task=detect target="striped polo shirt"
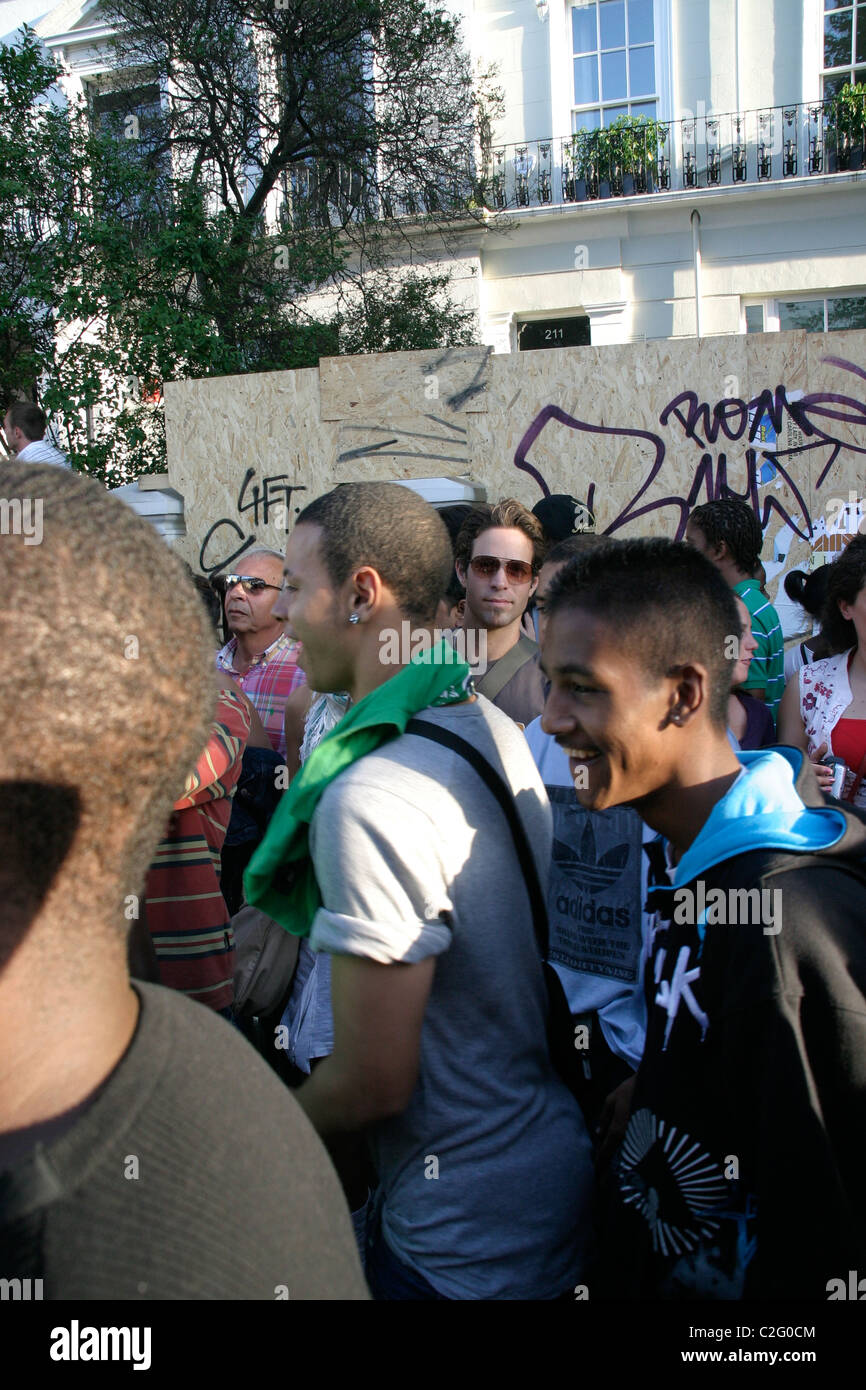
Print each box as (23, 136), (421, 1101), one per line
(144, 690), (251, 1011)
(734, 579), (785, 727)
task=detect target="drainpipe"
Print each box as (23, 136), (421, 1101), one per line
(734, 0), (741, 114)
(691, 208), (703, 340)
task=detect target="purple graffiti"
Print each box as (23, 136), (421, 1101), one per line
(513, 356), (866, 541)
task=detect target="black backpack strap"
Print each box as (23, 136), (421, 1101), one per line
(406, 718), (549, 959)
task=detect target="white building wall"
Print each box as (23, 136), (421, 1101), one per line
(23, 0), (866, 370)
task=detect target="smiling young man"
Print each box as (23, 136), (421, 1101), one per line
(454, 499), (547, 726)
(541, 537), (866, 1300)
(245, 481), (593, 1301)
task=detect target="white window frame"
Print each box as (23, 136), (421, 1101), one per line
(819, 0), (866, 98)
(741, 291), (866, 334)
(549, 0), (672, 138)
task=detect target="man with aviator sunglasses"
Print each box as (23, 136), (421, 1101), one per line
(454, 499), (548, 726)
(214, 548), (305, 757)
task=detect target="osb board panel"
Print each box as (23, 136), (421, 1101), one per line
(165, 367), (337, 575)
(165, 331), (866, 640)
(319, 346), (492, 420)
(335, 416), (471, 476)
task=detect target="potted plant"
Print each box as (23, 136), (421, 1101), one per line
(571, 114), (665, 199)
(826, 82), (866, 172)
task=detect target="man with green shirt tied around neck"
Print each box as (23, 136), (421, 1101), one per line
(685, 498), (785, 727)
(246, 481), (594, 1302)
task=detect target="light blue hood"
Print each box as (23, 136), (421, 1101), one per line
(674, 747), (850, 887)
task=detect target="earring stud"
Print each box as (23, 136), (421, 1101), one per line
(349, 612), (361, 625)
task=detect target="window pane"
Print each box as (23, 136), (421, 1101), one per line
(601, 48), (627, 98)
(826, 1), (850, 9)
(628, 0), (654, 43)
(858, 9), (866, 61)
(823, 71), (851, 97)
(629, 45), (655, 95)
(574, 54), (600, 103)
(828, 295), (866, 329)
(825, 9), (853, 67)
(572, 3), (598, 54)
(600, 0), (625, 49)
(856, 64), (866, 82)
(778, 300), (826, 333)
(574, 107), (602, 131)
(745, 304), (765, 333)
(603, 104), (628, 124)
(632, 100), (657, 119)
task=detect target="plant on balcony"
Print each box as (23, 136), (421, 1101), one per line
(826, 82), (866, 171)
(572, 115), (667, 198)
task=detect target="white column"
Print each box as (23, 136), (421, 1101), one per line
(481, 310), (515, 354)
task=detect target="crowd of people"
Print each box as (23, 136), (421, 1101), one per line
(1, 455), (865, 1303)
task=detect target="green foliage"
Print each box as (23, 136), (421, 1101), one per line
(572, 114), (668, 185)
(336, 268), (477, 356)
(826, 82), (866, 144)
(2, 4), (493, 484)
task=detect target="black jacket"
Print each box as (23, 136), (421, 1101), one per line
(596, 747), (866, 1299)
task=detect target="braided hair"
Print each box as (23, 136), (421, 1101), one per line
(688, 499), (764, 574)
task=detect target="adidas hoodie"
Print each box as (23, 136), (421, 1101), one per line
(596, 747), (866, 1300)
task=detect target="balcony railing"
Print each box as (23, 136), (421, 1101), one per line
(481, 98), (866, 211)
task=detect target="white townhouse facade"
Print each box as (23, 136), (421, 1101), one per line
(428, 0), (866, 353)
(6, 0), (866, 359)
(432, 0), (866, 354)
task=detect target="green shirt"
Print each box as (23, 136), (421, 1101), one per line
(734, 579), (785, 727)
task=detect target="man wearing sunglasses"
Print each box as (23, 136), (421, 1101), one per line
(214, 548), (305, 757)
(454, 499), (548, 727)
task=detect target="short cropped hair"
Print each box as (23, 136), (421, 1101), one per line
(689, 499), (763, 574)
(454, 498), (545, 574)
(295, 482), (453, 624)
(0, 464), (216, 962)
(544, 538), (741, 727)
(821, 535), (866, 654)
(544, 533), (610, 567)
(5, 401), (46, 442)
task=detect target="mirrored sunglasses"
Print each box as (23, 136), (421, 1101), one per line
(211, 573), (282, 595)
(469, 555), (534, 584)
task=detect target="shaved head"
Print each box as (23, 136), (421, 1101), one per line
(0, 463), (216, 969)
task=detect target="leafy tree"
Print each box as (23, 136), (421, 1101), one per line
(2, 5), (498, 483)
(336, 267), (478, 356)
(0, 34), (81, 406)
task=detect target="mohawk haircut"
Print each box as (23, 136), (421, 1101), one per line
(454, 498), (546, 575)
(0, 463), (216, 963)
(688, 498), (764, 574)
(544, 537), (741, 727)
(295, 482), (453, 624)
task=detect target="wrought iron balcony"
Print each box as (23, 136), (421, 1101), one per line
(481, 97), (866, 212)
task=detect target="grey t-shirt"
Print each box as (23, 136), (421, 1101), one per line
(309, 696), (595, 1299)
(0, 982), (368, 1300)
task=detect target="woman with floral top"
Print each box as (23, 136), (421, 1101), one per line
(778, 536), (866, 807)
